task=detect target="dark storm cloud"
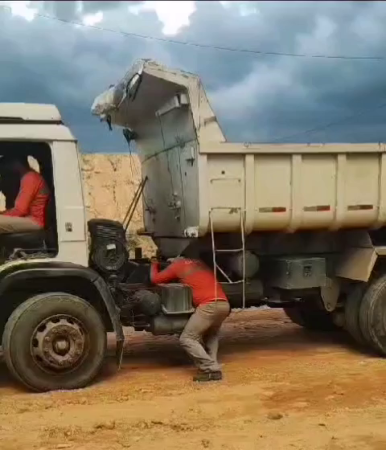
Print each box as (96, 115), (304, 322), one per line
(0, 1), (162, 151)
(1, 1), (386, 151)
(38, 1), (142, 21)
(81, 1), (129, 15)
(194, 1), (386, 142)
(38, 0), (79, 20)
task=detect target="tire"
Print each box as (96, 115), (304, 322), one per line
(284, 299), (336, 331)
(344, 284), (367, 346)
(359, 274), (386, 356)
(2, 292), (107, 392)
(283, 307), (306, 327)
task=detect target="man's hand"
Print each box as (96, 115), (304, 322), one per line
(150, 256), (158, 264)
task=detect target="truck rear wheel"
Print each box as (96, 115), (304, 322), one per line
(344, 284), (367, 346)
(359, 275), (386, 356)
(283, 299), (336, 331)
(2, 292), (107, 392)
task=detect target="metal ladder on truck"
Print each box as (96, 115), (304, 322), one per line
(209, 208), (246, 309)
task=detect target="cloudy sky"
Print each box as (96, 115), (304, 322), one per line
(1, 1), (386, 152)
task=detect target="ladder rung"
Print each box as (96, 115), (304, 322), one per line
(210, 209), (246, 309)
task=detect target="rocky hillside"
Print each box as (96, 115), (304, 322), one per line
(81, 153), (156, 256)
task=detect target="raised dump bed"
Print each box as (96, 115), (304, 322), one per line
(92, 59), (386, 238)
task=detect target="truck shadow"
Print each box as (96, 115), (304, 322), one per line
(0, 365), (19, 390)
(0, 310), (376, 391)
(109, 310), (375, 370)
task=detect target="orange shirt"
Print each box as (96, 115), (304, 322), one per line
(151, 258), (228, 307)
(4, 170), (49, 228)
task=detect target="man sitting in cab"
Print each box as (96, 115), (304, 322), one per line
(0, 155), (50, 234)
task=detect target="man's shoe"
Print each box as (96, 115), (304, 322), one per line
(193, 371), (223, 382)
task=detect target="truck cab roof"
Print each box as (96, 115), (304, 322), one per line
(0, 103), (63, 124)
(0, 103), (76, 142)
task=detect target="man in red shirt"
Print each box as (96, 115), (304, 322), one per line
(0, 155), (50, 234)
(151, 256), (230, 382)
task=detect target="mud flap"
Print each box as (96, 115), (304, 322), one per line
(335, 247), (377, 282)
(93, 277), (125, 369)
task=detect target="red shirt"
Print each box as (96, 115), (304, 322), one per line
(4, 170), (49, 228)
(151, 258), (228, 307)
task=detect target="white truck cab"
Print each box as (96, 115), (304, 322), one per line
(0, 103), (125, 393)
(0, 103), (88, 267)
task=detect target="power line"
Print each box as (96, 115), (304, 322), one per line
(1, 5), (386, 61)
(2, 4), (386, 142)
(268, 99), (386, 143)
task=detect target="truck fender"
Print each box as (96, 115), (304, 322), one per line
(0, 262), (124, 368)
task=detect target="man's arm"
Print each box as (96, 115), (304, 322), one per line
(4, 173), (37, 217)
(150, 260), (183, 284)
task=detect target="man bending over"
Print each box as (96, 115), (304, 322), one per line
(151, 255), (230, 382)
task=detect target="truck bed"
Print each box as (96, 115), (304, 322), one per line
(91, 60), (386, 237)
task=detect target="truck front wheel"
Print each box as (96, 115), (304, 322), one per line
(2, 292), (107, 392)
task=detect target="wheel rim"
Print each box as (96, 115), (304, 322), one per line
(31, 315), (90, 374)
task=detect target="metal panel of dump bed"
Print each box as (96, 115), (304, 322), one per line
(91, 59), (386, 238)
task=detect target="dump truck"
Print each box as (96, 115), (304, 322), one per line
(0, 60), (386, 392)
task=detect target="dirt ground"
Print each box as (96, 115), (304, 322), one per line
(1, 309), (386, 450)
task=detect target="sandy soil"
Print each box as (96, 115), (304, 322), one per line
(1, 309), (386, 450)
